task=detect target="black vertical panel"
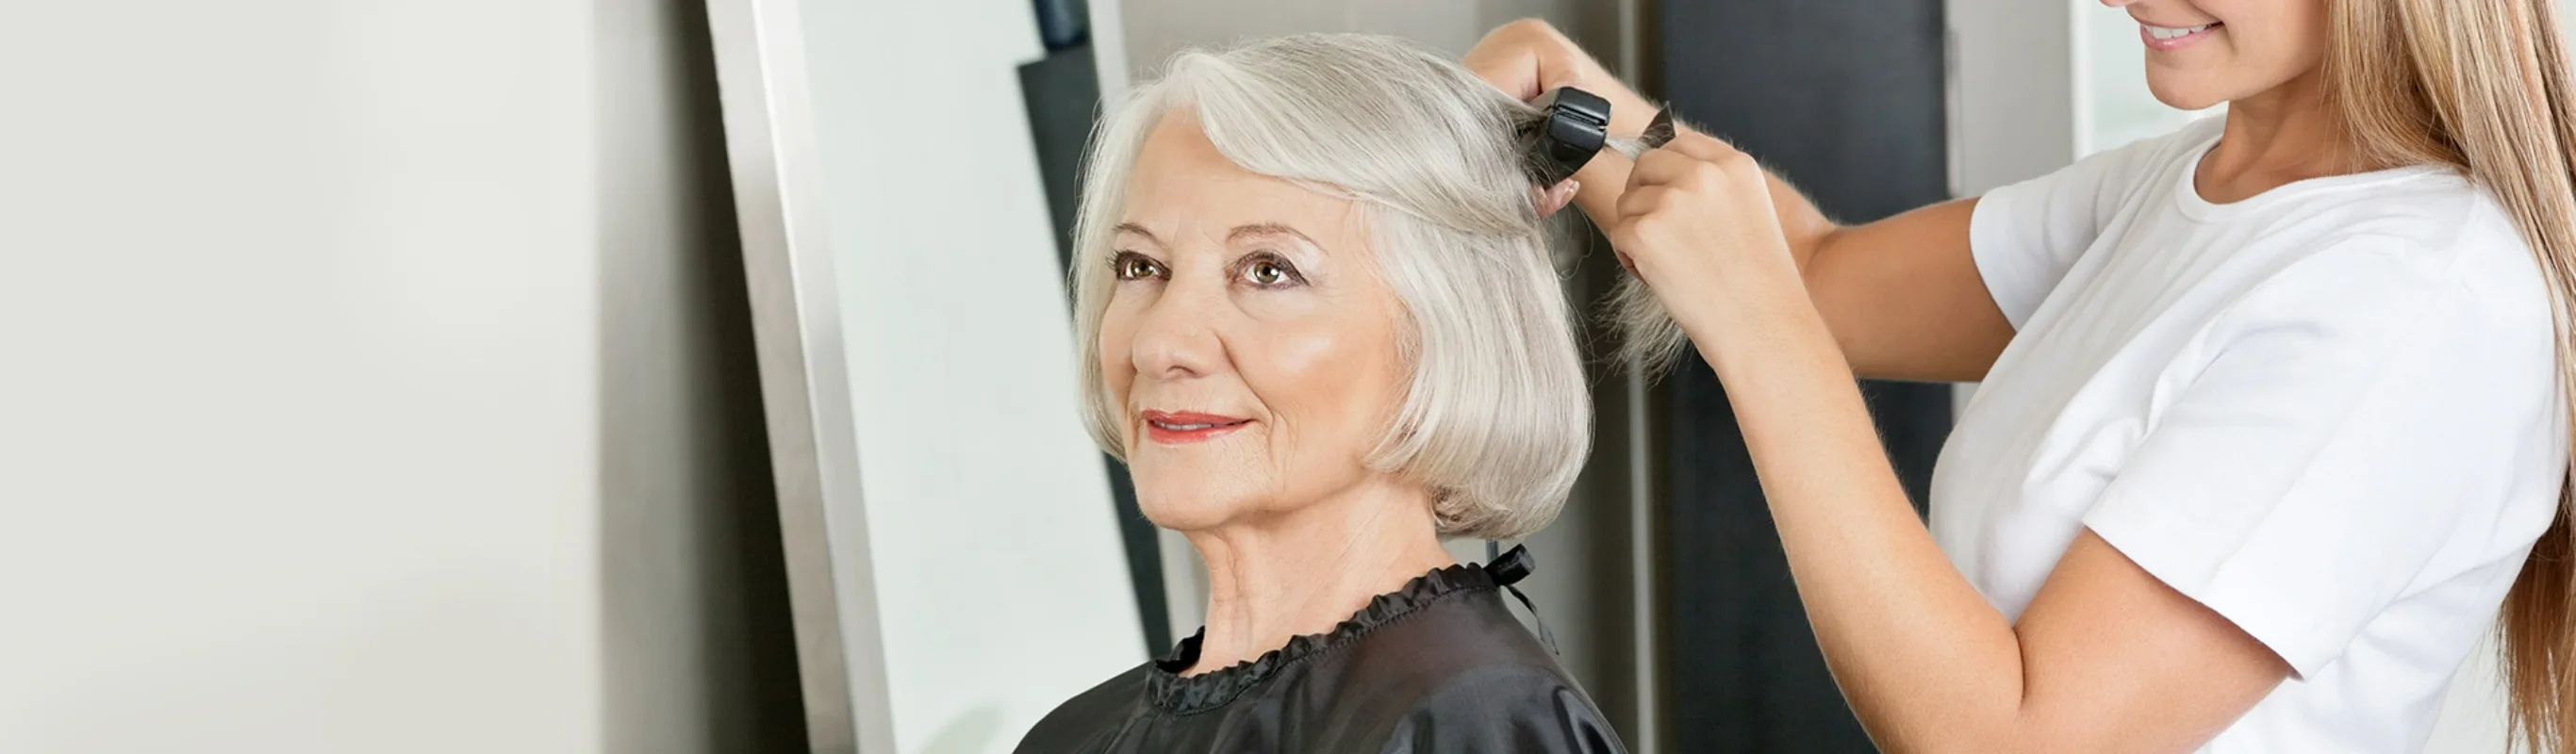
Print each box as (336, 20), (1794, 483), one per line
(1019, 34), (1174, 656)
(1658, 2), (1952, 751)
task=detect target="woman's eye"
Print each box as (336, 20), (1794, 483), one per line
(1113, 254), (1163, 280)
(1242, 257), (1298, 287)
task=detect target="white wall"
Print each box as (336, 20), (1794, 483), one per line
(0, 1), (786, 752)
(1945, 0), (2075, 196)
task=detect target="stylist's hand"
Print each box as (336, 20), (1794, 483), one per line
(1464, 20), (1657, 219)
(1610, 129), (1808, 335)
(1461, 20), (1652, 134)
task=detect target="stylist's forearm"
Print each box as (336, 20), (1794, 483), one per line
(1572, 154), (1841, 273)
(1764, 172), (1841, 271)
(1568, 151), (1635, 226)
(1676, 288), (2029, 751)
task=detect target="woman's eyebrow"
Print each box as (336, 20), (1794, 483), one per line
(1228, 222), (1321, 249)
(1112, 222), (1161, 245)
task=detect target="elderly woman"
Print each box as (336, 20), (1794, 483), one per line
(1012, 34), (1625, 754)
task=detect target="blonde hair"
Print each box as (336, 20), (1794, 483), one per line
(2329, 1), (2576, 749)
(1068, 34), (1591, 540)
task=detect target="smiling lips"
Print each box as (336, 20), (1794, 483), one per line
(1143, 409), (1253, 445)
(2140, 21), (2221, 52)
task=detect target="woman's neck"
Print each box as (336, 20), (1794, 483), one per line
(1180, 477), (1456, 676)
(2200, 68), (2364, 204)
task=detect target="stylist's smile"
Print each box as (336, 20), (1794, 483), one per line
(1142, 409), (1253, 444)
(2139, 19), (2221, 51)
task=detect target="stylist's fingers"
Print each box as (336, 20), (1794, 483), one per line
(1606, 125), (1797, 297)
(1628, 134), (1744, 188)
(1533, 179), (1581, 219)
(1606, 206), (1669, 279)
(1627, 148), (1710, 189)
(1654, 127), (1736, 161)
(1614, 185), (1670, 221)
(1663, 132), (1772, 193)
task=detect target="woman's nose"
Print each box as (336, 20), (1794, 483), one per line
(1128, 287), (1223, 381)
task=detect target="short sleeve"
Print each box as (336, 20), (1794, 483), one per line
(2080, 240), (2560, 678)
(1969, 125), (2198, 327)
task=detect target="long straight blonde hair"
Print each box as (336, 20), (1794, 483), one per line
(2332, 1), (2576, 749)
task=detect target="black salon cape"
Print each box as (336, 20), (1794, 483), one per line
(1015, 558), (1627, 753)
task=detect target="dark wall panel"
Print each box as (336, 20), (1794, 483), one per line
(1657, 2), (1952, 751)
(1019, 31), (1175, 656)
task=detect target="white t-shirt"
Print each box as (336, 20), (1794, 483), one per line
(1934, 115), (2568, 752)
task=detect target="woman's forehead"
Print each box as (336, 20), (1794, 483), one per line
(1119, 114), (1365, 249)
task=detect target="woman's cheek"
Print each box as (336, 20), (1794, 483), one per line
(1249, 310), (1402, 423)
(1285, 323), (1353, 373)
(1098, 301), (1143, 443)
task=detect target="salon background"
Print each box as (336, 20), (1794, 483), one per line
(0, 0), (2523, 753)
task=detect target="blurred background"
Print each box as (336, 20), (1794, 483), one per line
(0, 0), (2513, 753)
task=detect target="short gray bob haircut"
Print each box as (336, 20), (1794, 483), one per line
(1068, 33), (1591, 540)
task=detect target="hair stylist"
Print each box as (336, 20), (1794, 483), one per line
(1467, 2), (2576, 751)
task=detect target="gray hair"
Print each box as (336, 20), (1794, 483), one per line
(1598, 180), (1687, 377)
(1068, 33), (1589, 540)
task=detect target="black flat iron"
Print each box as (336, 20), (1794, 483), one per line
(1522, 87), (1612, 186)
(1520, 86), (1680, 187)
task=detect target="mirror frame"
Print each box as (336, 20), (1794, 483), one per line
(702, 0), (896, 750)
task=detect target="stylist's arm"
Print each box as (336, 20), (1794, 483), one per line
(1608, 125), (2287, 754)
(1476, 6), (2576, 750)
(1467, 21), (2290, 754)
(1467, 20), (2010, 382)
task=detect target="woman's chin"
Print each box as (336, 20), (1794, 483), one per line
(1134, 486), (1247, 533)
(1139, 505), (1223, 533)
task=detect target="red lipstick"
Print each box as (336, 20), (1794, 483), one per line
(1141, 409), (1252, 445)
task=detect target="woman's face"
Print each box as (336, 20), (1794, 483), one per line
(2105, 0), (2330, 109)
(1099, 113), (1412, 532)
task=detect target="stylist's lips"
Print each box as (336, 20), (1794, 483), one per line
(1143, 409), (1252, 445)
(2140, 21), (2221, 52)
